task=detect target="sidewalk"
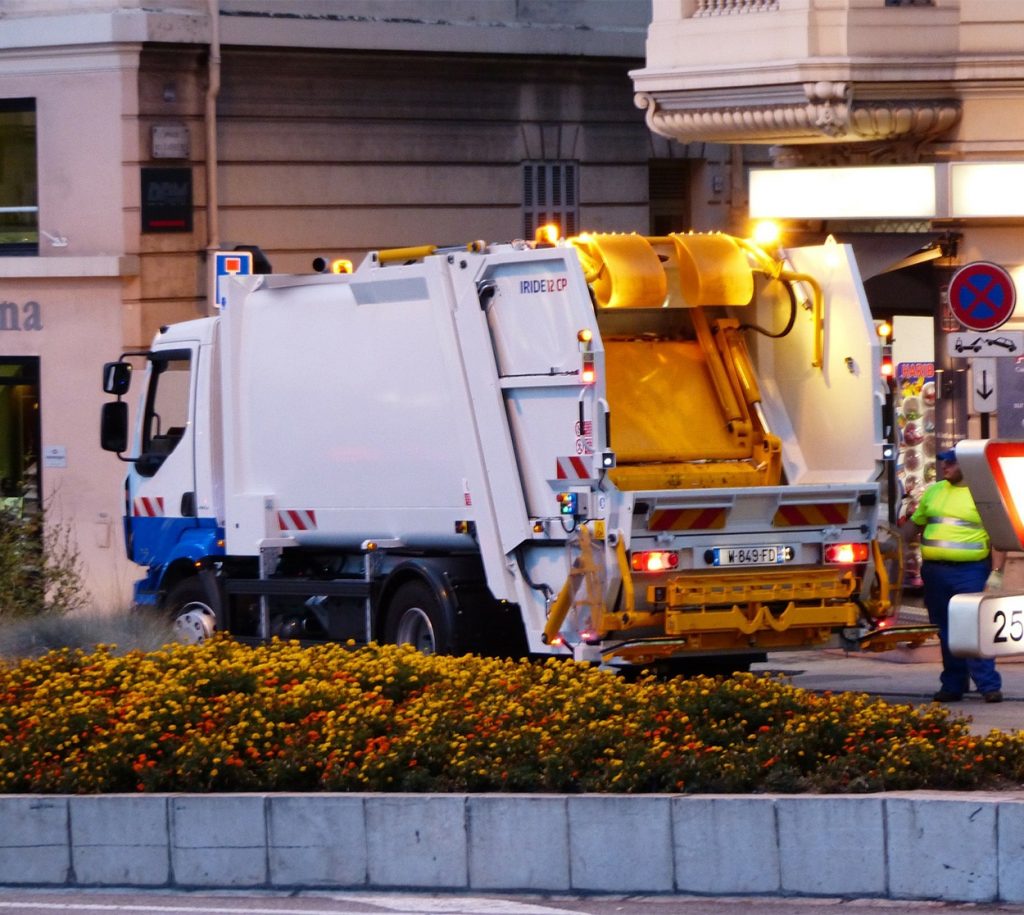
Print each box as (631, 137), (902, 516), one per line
(751, 591), (1024, 736)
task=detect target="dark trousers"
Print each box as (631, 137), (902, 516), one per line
(921, 559), (1002, 695)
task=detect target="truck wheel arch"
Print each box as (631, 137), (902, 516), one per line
(376, 560), (461, 653)
(159, 566), (224, 640)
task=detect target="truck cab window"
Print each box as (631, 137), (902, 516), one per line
(137, 352), (190, 477)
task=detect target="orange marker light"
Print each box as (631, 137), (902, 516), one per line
(535, 223), (560, 246)
(331, 259), (354, 274)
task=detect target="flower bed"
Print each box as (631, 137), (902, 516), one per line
(1, 637), (1022, 794)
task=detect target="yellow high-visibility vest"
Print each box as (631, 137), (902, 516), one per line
(911, 480), (990, 562)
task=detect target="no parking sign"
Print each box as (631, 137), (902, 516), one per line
(948, 261), (1017, 332)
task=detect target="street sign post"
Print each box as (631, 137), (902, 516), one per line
(947, 261), (1017, 332)
(950, 592), (1024, 657)
(971, 357), (997, 414)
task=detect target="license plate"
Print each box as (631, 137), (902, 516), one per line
(712, 545), (793, 567)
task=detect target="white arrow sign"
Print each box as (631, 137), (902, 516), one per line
(971, 357), (997, 413)
(947, 330), (1024, 358)
(950, 591), (1024, 657)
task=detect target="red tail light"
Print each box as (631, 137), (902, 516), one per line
(823, 542), (869, 564)
(581, 352), (596, 384)
(631, 550), (679, 573)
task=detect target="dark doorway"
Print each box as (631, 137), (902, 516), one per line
(0, 357), (41, 516)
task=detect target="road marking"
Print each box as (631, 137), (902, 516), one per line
(0, 898), (578, 915)
(0, 905), (361, 914)
(334, 898), (574, 915)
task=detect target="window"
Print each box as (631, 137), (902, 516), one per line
(0, 99), (37, 255)
(648, 160), (691, 237)
(523, 161), (578, 240)
(137, 351), (191, 477)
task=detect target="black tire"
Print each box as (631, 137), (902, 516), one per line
(383, 580), (455, 655)
(164, 578), (218, 644)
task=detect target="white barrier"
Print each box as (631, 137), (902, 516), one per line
(1, 792), (1023, 902)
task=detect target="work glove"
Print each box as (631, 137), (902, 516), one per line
(985, 569), (1004, 592)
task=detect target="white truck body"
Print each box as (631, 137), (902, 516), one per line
(104, 232), (899, 666)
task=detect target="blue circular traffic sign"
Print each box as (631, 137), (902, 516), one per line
(948, 261), (1017, 332)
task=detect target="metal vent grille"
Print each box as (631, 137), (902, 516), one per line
(523, 161), (578, 239)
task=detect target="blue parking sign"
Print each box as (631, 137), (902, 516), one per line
(214, 250), (253, 310)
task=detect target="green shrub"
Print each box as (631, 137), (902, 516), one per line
(1, 638), (1022, 795)
(0, 507), (86, 619)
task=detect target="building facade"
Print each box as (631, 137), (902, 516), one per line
(631, 0), (1024, 353)
(2, 0), (701, 609)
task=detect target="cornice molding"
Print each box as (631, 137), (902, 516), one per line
(635, 81), (961, 148)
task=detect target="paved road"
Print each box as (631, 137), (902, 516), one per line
(751, 600), (1023, 735)
(0, 890), (1021, 915)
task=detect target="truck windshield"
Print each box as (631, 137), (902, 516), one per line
(137, 350), (191, 477)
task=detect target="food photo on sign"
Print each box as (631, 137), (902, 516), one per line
(895, 361), (936, 589)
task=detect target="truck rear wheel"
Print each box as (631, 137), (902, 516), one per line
(383, 581), (455, 655)
(165, 578), (218, 644)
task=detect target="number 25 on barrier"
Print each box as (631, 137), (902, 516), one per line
(994, 604), (1024, 644)
(949, 593), (1024, 658)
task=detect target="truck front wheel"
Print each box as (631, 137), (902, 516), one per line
(383, 581), (455, 655)
(165, 578), (218, 644)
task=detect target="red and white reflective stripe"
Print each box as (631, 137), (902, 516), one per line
(773, 503), (850, 527)
(556, 456), (592, 480)
(648, 507), (729, 532)
(278, 509), (318, 531)
(133, 497), (165, 517)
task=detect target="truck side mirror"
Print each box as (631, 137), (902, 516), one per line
(100, 401), (129, 453)
(102, 361), (132, 396)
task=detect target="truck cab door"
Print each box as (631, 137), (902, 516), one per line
(127, 347), (198, 566)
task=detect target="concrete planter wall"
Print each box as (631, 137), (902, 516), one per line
(1, 792), (1023, 902)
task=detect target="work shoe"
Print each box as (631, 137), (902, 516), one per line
(982, 690), (1004, 703)
(932, 690), (963, 703)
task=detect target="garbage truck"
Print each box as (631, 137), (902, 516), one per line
(100, 228), (909, 671)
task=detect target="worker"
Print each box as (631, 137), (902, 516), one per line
(900, 445), (1003, 703)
